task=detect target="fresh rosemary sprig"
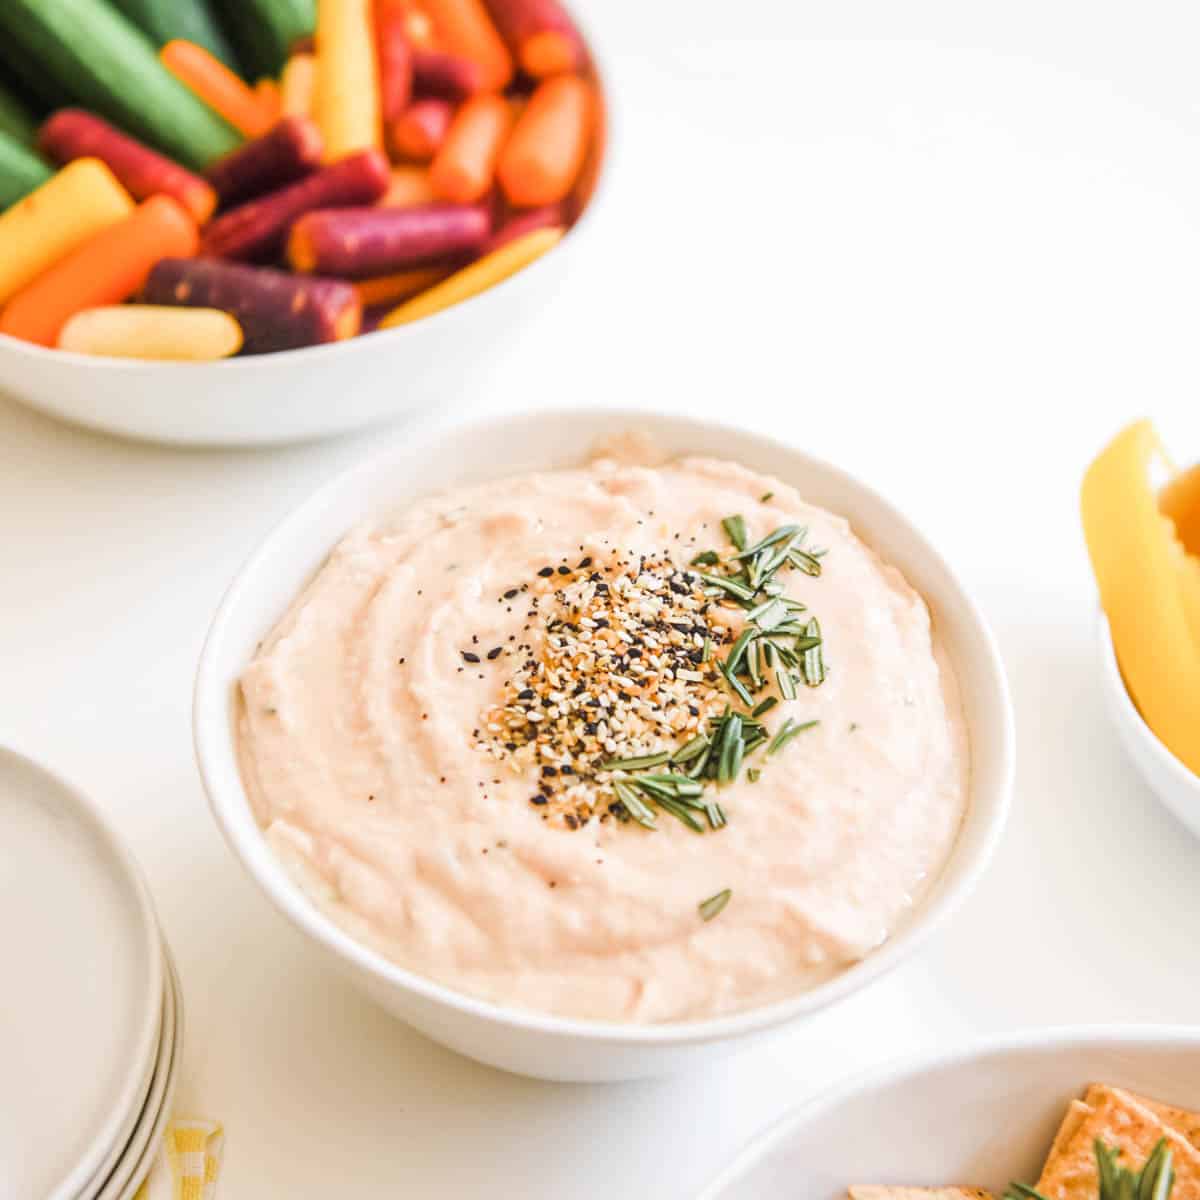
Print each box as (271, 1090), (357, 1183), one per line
(1004, 1139), (1174, 1200)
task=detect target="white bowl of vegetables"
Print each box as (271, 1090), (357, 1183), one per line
(0, 0), (608, 445)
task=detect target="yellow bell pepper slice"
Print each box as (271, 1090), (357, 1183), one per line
(1082, 420), (1200, 773)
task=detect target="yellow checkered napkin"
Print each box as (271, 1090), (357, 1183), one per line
(133, 1119), (224, 1200)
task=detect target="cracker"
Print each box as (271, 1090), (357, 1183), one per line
(1083, 1085), (1200, 1152)
(848, 1189), (993, 1199)
(1036, 1085), (1200, 1199)
(1047, 1100), (1092, 1163)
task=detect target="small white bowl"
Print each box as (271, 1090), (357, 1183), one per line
(697, 1026), (1200, 1198)
(0, 15), (611, 448)
(1096, 613), (1200, 842)
(193, 407), (1014, 1081)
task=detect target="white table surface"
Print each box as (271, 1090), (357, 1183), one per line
(5, 2), (1200, 1195)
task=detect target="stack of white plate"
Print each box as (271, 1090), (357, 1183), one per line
(0, 745), (183, 1200)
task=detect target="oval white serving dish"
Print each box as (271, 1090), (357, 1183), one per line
(194, 406), (1014, 1082)
(0, 9), (612, 448)
(697, 1026), (1200, 1198)
(1096, 612), (1200, 842)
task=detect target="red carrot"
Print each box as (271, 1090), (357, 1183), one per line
(143, 257), (360, 352)
(201, 147), (390, 260)
(287, 203), (490, 276)
(389, 99), (455, 161)
(497, 74), (591, 206)
(375, 5), (413, 123)
(411, 49), (485, 100)
(481, 0), (585, 76)
(204, 116), (324, 206)
(421, 0), (512, 90)
(37, 109), (217, 225)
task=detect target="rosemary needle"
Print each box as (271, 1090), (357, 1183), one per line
(699, 889), (732, 921)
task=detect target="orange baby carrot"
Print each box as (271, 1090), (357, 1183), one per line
(280, 52), (317, 117)
(377, 165), (438, 207)
(430, 93), (511, 203)
(497, 73), (590, 206)
(0, 195), (198, 347)
(420, 0), (512, 90)
(255, 79), (283, 122)
(315, 0), (381, 160)
(390, 98), (454, 161)
(160, 40), (274, 138)
(353, 265), (449, 306)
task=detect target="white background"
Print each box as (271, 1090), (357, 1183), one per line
(5, 1), (1200, 1194)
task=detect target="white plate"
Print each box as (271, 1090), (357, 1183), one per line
(94, 942), (183, 1200)
(0, 745), (163, 1200)
(697, 1027), (1200, 1199)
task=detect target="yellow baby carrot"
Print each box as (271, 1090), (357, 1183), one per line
(379, 225), (562, 326)
(58, 306), (243, 360)
(0, 158), (134, 305)
(281, 53), (317, 118)
(315, 0), (381, 160)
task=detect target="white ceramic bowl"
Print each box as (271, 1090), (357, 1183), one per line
(697, 1026), (1200, 1198)
(0, 19), (611, 448)
(1096, 614), (1200, 842)
(193, 407), (1015, 1082)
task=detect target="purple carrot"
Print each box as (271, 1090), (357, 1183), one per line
(411, 49), (485, 100)
(482, 203), (564, 254)
(204, 116), (325, 206)
(287, 204), (490, 277)
(143, 257), (361, 354)
(201, 148), (390, 261)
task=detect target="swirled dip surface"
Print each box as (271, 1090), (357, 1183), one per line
(238, 438), (969, 1022)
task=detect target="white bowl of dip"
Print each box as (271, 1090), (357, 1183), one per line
(194, 407), (1014, 1081)
(1096, 613), (1200, 843)
(696, 1026), (1200, 1198)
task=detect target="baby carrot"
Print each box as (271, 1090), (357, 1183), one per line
(377, 165), (438, 207)
(0, 195), (199, 347)
(354, 266), (450, 306)
(411, 49), (486, 100)
(38, 109), (217, 225)
(256, 79), (283, 122)
(315, 0), (381, 160)
(497, 74), (591, 206)
(160, 40), (275, 138)
(430, 93), (512, 203)
(482, 0), (585, 77)
(375, 4), (413, 123)
(379, 224), (562, 326)
(281, 52), (317, 117)
(58, 306), (243, 360)
(0, 159), (134, 306)
(420, 0), (512, 90)
(390, 99), (454, 161)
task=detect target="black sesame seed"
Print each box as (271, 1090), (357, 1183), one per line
(530, 795), (548, 806)
(538, 566), (554, 577)
(462, 651), (480, 663)
(487, 646), (502, 660)
(578, 556), (593, 568)
(503, 588), (519, 599)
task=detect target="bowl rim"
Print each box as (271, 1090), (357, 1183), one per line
(0, 737), (165, 1200)
(193, 404), (1015, 1046)
(1094, 612), (1200, 811)
(694, 1024), (1200, 1199)
(0, 2), (615, 377)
